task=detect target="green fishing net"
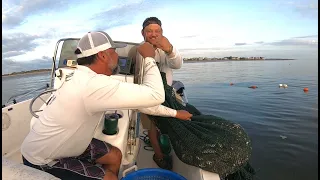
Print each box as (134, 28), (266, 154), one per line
(147, 72), (255, 180)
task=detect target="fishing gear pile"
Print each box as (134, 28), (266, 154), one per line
(147, 72), (255, 180)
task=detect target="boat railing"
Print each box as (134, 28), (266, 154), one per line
(2, 83), (50, 108)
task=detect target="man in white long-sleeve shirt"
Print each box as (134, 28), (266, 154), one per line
(136, 17), (192, 170)
(21, 31), (165, 180)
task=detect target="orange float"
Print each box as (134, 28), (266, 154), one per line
(230, 83), (234, 86)
(303, 88), (309, 92)
(249, 85), (257, 89)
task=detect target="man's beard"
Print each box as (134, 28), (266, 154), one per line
(107, 54), (120, 75)
(111, 65), (120, 75)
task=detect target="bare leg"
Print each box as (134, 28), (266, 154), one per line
(103, 171), (118, 180)
(96, 146), (122, 177)
(148, 122), (163, 159)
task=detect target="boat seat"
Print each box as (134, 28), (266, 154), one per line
(2, 157), (60, 180)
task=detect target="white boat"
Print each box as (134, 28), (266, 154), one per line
(2, 38), (220, 180)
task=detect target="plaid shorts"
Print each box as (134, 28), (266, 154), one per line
(23, 138), (112, 180)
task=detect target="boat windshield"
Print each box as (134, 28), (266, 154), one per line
(57, 39), (79, 68)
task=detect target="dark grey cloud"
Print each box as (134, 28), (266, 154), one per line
(2, 0), (77, 29)
(92, 1), (163, 30)
(1, 0), (168, 74)
(2, 51), (26, 59)
(235, 43), (247, 46)
(2, 33), (41, 60)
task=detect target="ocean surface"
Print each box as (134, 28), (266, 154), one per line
(2, 59), (318, 180)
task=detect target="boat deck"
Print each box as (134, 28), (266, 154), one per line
(4, 148), (23, 164)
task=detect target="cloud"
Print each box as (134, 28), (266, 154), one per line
(267, 35), (318, 46)
(2, 0), (76, 29)
(293, 35), (318, 38)
(180, 46), (318, 59)
(180, 35), (199, 39)
(91, 0), (162, 30)
(294, 1), (318, 10)
(178, 34), (318, 59)
(235, 43), (247, 46)
(2, 0), (317, 74)
(2, 33), (42, 60)
(179, 47), (226, 52)
(285, 0), (318, 19)
(177, 34), (318, 57)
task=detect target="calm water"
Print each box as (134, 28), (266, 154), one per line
(2, 59), (318, 180)
(2, 72), (52, 105)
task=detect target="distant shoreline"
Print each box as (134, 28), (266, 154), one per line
(2, 69), (51, 77)
(184, 58), (295, 63)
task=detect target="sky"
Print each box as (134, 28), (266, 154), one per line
(2, 0), (318, 74)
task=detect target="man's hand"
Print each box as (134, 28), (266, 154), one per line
(175, 110), (193, 121)
(154, 36), (172, 53)
(137, 42), (156, 59)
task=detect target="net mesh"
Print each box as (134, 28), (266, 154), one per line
(148, 72), (255, 180)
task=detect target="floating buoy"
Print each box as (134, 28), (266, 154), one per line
(230, 83), (234, 86)
(280, 135), (287, 139)
(279, 84), (288, 88)
(303, 88), (309, 92)
(249, 85), (257, 89)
